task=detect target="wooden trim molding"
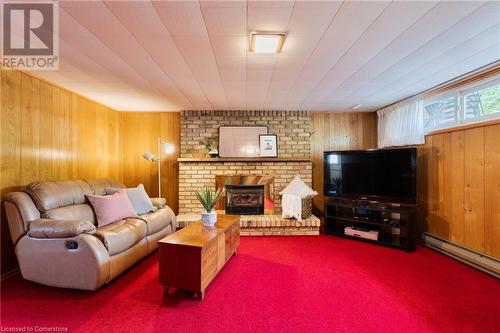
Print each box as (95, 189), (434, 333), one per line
(425, 118), (500, 136)
(178, 157), (311, 162)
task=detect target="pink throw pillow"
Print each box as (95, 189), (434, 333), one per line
(87, 190), (136, 227)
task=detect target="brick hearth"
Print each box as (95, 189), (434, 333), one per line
(176, 214), (320, 236)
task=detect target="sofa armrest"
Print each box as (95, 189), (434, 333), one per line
(4, 192), (41, 244)
(28, 219), (96, 239)
(150, 197), (166, 209)
(15, 234), (110, 290)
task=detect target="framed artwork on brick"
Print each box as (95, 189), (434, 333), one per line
(259, 134), (278, 157)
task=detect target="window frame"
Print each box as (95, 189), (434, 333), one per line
(423, 76), (500, 134)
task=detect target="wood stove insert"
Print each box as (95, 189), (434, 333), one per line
(225, 184), (264, 215)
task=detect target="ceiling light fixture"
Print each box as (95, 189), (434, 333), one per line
(351, 104), (362, 110)
(250, 33), (286, 54)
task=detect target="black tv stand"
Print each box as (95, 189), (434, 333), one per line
(324, 197), (417, 251)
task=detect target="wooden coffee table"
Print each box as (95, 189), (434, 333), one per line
(158, 215), (240, 300)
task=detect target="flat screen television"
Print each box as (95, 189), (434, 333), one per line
(324, 147), (417, 203)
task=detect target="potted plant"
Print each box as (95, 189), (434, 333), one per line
(194, 187), (224, 226)
(204, 138), (219, 158)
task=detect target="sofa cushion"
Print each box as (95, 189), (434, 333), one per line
(25, 180), (93, 213)
(106, 184), (154, 215)
(87, 190), (137, 227)
(85, 179), (125, 196)
(28, 219), (96, 238)
(135, 206), (175, 235)
(43, 204), (96, 224)
(94, 218), (147, 256)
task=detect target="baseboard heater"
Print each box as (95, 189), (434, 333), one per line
(422, 233), (500, 279)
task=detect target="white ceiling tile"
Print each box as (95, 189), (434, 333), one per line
(211, 36), (248, 57)
(332, 1), (439, 71)
(281, 36), (320, 57)
(294, 1), (342, 9)
(312, 1), (390, 58)
(200, 0), (247, 8)
(217, 56), (247, 70)
(103, 1), (154, 8)
(275, 56), (308, 71)
(367, 27), (500, 105)
(248, 7), (293, 32)
(247, 70), (274, 82)
(153, 2), (207, 36)
(29, 0), (500, 111)
(172, 36), (217, 69)
(287, 4), (341, 36)
(296, 70), (328, 83)
(202, 7), (247, 36)
(247, 54), (277, 70)
(269, 70), (300, 83)
(302, 56), (337, 71)
(248, 1), (294, 8)
(60, 1), (107, 8)
(334, 2), (492, 107)
(220, 70), (246, 83)
(63, 6), (130, 36)
(300, 0), (439, 103)
(105, 5), (170, 36)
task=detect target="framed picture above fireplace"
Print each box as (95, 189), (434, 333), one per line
(259, 134), (278, 157)
(219, 126), (267, 157)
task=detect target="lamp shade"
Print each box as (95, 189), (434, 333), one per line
(143, 151), (157, 162)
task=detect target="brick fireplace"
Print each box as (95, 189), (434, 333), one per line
(178, 161), (312, 214)
(177, 110), (320, 235)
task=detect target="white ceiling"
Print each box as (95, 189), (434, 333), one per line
(27, 0), (500, 112)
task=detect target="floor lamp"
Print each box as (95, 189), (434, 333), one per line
(143, 138), (175, 198)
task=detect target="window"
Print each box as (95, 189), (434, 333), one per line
(463, 82), (500, 120)
(423, 77), (500, 133)
(424, 95), (457, 130)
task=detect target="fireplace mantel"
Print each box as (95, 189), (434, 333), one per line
(178, 157), (311, 162)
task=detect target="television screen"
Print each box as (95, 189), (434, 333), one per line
(324, 147), (417, 203)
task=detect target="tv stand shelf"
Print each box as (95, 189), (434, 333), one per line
(324, 198), (417, 251)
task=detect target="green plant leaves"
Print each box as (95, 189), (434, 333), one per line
(194, 187), (224, 212)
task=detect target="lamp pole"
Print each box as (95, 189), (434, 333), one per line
(157, 137), (162, 198)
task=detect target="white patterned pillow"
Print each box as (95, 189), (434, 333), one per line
(279, 176), (317, 198)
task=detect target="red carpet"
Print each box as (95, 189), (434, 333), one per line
(1, 235), (499, 333)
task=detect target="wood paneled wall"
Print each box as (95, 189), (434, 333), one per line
(1, 70), (181, 275)
(118, 112), (180, 213)
(310, 112), (378, 215)
(418, 122), (500, 259)
(1, 70), (120, 274)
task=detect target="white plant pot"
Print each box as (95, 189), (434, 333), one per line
(201, 210), (217, 227)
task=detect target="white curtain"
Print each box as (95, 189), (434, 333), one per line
(377, 96), (425, 148)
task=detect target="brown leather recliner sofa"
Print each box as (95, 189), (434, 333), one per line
(3, 178), (176, 290)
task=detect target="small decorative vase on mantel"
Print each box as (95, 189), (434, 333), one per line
(205, 138), (219, 158)
(194, 187), (224, 227)
(208, 148), (219, 158)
